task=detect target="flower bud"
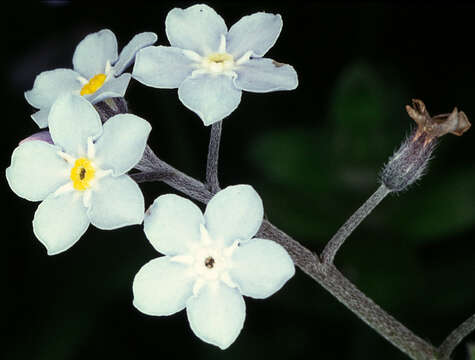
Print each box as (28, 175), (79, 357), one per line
(19, 130), (53, 145)
(381, 99), (470, 192)
(93, 97), (128, 123)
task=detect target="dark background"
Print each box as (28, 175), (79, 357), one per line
(3, 1), (475, 359)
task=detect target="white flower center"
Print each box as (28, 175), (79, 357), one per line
(172, 224), (239, 295)
(184, 34), (252, 77)
(191, 237), (231, 282)
(201, 52), (235, 73)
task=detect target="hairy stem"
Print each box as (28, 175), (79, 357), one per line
(206, 121), (222, 194)
(260, 220), (437, 359)
(132, 147), (437, 360)
(321, 184), (391, 265)
(132, 148), (213, 204)
(438, 314), (475, 360)
(109, 97), (470, 360)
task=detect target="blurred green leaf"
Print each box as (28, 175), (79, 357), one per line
(249, 128), (336, 192)
(329, 61), (393, 164)
(468, 343), (475, 360)
(391, 169), (475, 242)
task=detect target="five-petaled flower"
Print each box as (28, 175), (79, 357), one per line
(6, 94), (151, 255)
(25, 29), (157, 128)
(133, 185), (295, 349)
(132, 4), (298, 126)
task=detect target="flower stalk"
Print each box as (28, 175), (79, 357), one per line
(133, 149), (438, 360)
(321, 184), (391, 265)
(438, 314), (475, 360)
(13, 3), (474, 357)
(129, 99), (474, 360)
(206, 120), (223, 193)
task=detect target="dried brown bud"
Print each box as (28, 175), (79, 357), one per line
(406, 99), (471, 143)
(381, 99), (470, 192)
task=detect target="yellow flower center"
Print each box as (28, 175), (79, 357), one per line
(70, 158), (95, 191)
(207, 53), (233, 63)
(80, 73), (107, 96)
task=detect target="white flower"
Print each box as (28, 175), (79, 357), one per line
(6, 94), (151, 255)
(132, 4), (298, 126)
(133, 185), (295, 349)
(25, 29), (157, 128)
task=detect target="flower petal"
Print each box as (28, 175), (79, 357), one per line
(204, 185), (263, 246)
(178, 74), (242, 126)
(133, 256), (195, 316)
(31, 108), (50, 129)
(165, 4), (227, 56)
(73, 29), (118, 79)
(6, 141), (69, 202)
(132, 46), (195, 89)
(234, 58), (298, 93)
(93, 113), (151, 176)
(48, 94), (103, 157)
(87, 174), (144, 230)
(227, 12), (282, 58)
(24, 68), (82, 109)
(113, 32), (158, 76)
(88, 73), (131, 104)
(186, 282), (245, 349)
(144, 194), (204, 256)
(33, 191), (90, 255)
(230, 238), (295, 299)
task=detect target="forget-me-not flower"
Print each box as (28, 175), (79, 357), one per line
(132, 4), (298, 126)
(6, 94), (151, 255)
(133, 185), (295, 349)
(25, 29), (157, 128)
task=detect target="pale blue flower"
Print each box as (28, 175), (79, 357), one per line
(132, 4), (298, 126)
(6, 94), (151, 255)
(133, 185), (295, 349)
(25, 30), (157, 128)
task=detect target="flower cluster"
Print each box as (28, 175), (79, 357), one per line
(6, 4), (297, 350)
